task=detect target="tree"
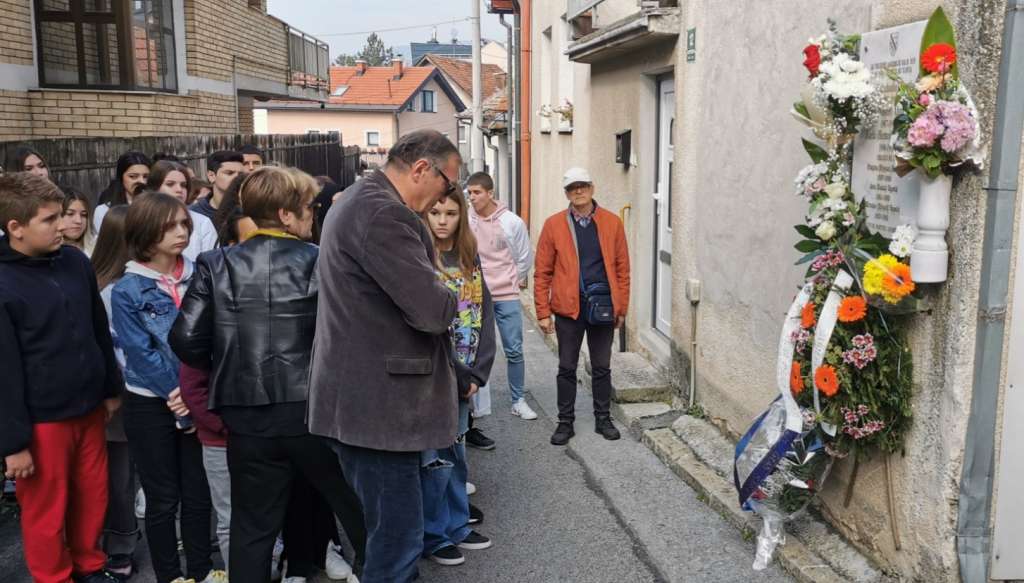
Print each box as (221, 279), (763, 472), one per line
(333, 54), (356, 66)
(332, 33), (396, 67)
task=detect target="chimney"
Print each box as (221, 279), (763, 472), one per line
(355, 60), (367, 75)
(392, 55), (404, 80)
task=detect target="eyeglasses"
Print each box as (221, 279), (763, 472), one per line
(565, 182), (592, 193)
(432, 164), (458, 198)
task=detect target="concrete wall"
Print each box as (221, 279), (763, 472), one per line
(530, 0), (1012, 579)
(398, 78), (460, 140)
(265, 109), (396, 149)
(670, 0), (1007, 579)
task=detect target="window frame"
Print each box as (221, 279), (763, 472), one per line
(421, 89), (436, 113)
(34, 0), (178, 92)
(365, 130), (381, 147)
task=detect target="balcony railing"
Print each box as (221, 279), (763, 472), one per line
(285, 24), (329, 93)
(568, 0), (603, 20)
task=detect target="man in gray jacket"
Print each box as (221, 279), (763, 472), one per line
(308, 129), (462, 583)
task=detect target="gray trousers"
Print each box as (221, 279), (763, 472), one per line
(103, 441), (140, 557)
(203, 444), (232, 566)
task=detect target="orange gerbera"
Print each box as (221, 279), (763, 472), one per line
(814, 365), (840, 397)
(790, 361), (804, 395)
(837, 296), (867, 323)
(922, 43), (957, 74)
(801, 302), (816, 329)
(881, 262), (915, 303)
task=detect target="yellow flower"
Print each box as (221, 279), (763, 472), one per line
(863, 254), (914, 303)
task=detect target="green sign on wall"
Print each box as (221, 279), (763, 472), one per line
(686, 28), (696, 62)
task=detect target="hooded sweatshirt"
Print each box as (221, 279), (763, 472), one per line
(0, 237), (124, 457)
(469, 202), (533, 302)
(111, 258), (193, 399)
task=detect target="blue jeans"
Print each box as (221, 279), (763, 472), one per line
(331, 442), (422, 583)
(419, 439), (471, 556)
(494, 300), (526, 402)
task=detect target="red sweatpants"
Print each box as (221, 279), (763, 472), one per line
(15, 407), (109, 583)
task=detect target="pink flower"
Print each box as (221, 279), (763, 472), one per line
(908, 111), (943, 147)
(918, 93), (932, 106)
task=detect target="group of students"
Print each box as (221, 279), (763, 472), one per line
(0, 144), (364, 583)
(0, 133), (546, 583)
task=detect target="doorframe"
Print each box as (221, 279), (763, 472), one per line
(650, 72), (674, 339)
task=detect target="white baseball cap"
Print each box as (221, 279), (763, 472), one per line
(562, 167), (592, 189)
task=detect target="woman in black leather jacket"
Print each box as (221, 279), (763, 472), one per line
(169, 166), (366, 582)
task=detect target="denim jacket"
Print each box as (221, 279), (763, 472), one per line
(111, 262), (192, 399)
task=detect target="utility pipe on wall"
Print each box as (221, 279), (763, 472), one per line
(957, 1), (1024, 581)
(500, 14), (516, 211)
(519, 0), (532, 227)
(471, 0), (484, 173)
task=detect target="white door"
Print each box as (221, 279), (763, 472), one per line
(653, 76), (675, 335)
(991, 193), (1024, 578)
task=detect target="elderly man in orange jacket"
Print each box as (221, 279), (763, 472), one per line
(534, 167), (631, 446)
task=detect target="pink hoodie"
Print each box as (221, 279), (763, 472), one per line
(469, 202), (533, 302)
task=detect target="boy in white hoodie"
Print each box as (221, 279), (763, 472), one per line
(467, 173), (538, 423)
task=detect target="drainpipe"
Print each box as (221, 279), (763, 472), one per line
(500, 14), (516, 211)
(519, 0), (532, 227)
(486, 134), (500, 199)
(957, 2), (1024, 581)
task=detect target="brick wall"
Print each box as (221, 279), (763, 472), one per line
(0, 90), (35, 141)
(0, 0), (34, 66)
(184, 0), (289, 84)
(237, 95), (254, 134)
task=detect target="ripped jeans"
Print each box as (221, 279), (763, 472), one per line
(420, 400), (471, 555)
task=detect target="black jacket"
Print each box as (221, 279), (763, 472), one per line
(0, 237), (123, 457)
(307, 171), (459, 452)
(169, 234), (320, 410)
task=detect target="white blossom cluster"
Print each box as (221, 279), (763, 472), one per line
(889, 224), (917, 257)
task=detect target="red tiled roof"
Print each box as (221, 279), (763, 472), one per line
(419, 55), (506, 101)
(329, 65), (434, 106)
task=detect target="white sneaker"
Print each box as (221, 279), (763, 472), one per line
(270, 535), (284, 580)
(282, 578), (306, 583)
(325, 543), (353, 580)
(202, 570), (229, 583)
(511, 398), (538, 420)
(466, 481), (477, 496)
(134, 489), (146, 519)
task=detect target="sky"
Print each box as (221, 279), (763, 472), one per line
(266, 0), (509, 62)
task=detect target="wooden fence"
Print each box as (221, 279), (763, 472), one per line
(1, 133), (360, 202)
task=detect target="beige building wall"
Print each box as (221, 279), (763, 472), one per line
(399, 78), (460, 141)
(530, 0), (1013, 579)
(265, 109), (396, 149)
(671, 0), (1007, 580)
(482, 41), (508, 70)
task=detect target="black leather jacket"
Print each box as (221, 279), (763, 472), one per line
(169, 235), (319, 409)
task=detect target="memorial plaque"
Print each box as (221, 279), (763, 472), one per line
(851, 20), (927, 237)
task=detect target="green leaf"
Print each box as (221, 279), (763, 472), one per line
(795, 224), (817, 239)
(796, 250), (824, 266)
(795, 239), (825, 253)
(793, 101), (810, 119)
(920, 7), (959, 80)
(802, 139), (829, 164)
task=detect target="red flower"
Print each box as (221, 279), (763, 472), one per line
(803, 45), (821, 78)
(922, 43), (957, 74)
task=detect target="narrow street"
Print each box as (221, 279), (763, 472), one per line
(1, 318), (792, 583)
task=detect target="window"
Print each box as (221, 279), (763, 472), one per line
(307, 129), (321, 135)
(366, 131), (380, 147)
(457, 124), (467, 145)
(35, 0), (177, 91)
(421, 90), (436, 113)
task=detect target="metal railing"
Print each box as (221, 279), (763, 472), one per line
(285, 24), (330, 92)
(567, 0), (604, 20)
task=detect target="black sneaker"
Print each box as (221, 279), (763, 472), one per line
(595, 417), (621, 441)
(468, 503), (484, 525)
(429, 545), (466, 566)
(457, 530), (492, 550)
(74, 571), (121, 583)
(550, 422), (575, 446)
(465, 427), (496, 450)
(104, 554), (134, 581)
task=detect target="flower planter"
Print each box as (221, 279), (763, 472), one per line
(911, 173), (952, 283)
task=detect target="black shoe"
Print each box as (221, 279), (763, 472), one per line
(469, 503), (484, 525)
(550, 422), (575, 446)
(429, 545), (466, 566)
(104, 554), (134, 581)
(457, 530), (492, 550)
(595, 416), (621, 441)
(465, 427), (496, 450)
(75, 571), (121, 583)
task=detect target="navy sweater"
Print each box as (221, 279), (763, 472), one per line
(573, 218), (609, 289)
(0, 237), (124, 457)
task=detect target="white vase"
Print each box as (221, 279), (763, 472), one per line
(911, 173), (952, 283)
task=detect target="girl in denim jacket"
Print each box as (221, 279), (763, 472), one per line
(112, 192), (219, 583)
